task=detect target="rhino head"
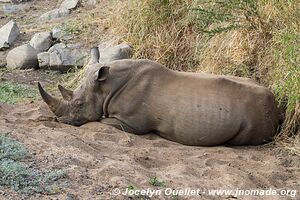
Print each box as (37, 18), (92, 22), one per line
(38, 47), (110, 126)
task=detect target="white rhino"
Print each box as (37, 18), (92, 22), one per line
(38, 47), (279, 146)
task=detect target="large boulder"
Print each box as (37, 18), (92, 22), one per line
(98, 43), (133, 63)
(0, 20), (20, 50)
(29, 32), (52, 53)
(6, 44), (38, 69)
(60, 0), (79, 10)
(38, 43), (88, 72)
(39, 8), (70, 21)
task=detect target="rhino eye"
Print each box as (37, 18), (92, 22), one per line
(74, 100), (84, 107)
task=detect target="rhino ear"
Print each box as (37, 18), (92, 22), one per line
(90, 47), (100, 64)
(96, 66), (110, 81)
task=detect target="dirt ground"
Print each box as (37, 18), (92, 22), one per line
(0, 98), (300, 200)
(0, 0), (299, 200)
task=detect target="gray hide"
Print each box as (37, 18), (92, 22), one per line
(38, 47), (279, 146)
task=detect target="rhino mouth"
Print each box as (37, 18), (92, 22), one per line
(57, 117), (89, 126)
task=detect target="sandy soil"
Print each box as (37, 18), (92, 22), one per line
(0, 100), (299, 200)
(0, 0), (299, 200)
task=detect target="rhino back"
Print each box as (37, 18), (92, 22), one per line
(105, 60), (278, 146)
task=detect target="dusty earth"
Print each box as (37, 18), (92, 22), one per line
(0, 0), (300, 200)
(0, 97), (300, 200)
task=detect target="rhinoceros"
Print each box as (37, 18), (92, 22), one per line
(38, 47), (279, 146)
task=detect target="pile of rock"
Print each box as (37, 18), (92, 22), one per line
(5, 30), (89, 72)
(0, 0), (133, 72)
(39, 0), (79, 21)
(5, 38), (133, 71)
(37, 43), (88, 72)
(6, 23), (132, 72)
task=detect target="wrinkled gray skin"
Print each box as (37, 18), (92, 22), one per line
(38, 47), (279, 146)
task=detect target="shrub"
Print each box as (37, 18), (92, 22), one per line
(0, 134), (67, 195)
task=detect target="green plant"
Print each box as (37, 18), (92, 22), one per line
(0, 133), (28, 160)
(0, 134), (67, 195)
(149, 177), (165, 187)
(0, 82), (38, 104)
(272, 32), (300, 112)
(192, 0), (262, 36)
(127, 184), (135, 192)
(172, 193), (179, 200)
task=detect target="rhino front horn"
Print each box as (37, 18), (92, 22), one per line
(38, 82), (61, 113)
(58, 85), (73, 101)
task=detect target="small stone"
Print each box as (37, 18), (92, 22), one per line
(37, 52), (50, 69)
(2, 4), (25, 14)
(86, 0), (97, 6)
(11, 0), (30, 2)
(0, 20), (20, 50)
(52, 27), (63, 39)
(6, 44), (38, 69)
(30, 32), (52, 53)
(99, 43), (133, 63)
(60, 0), (79, 10)
(39, 8), (70, 21)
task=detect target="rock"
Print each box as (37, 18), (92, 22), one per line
(39, 43), (88, 72)
(0, 63), (6, 68)
(52, 27), (63, 39)
(60, 0), (79, 10)
(86, 0), (97, 6)
(98, 43), (133, 63)
(11, 0), (30, 3)
(29, 32), (52, 53)
(39, 8), (70, 21)
(6, 44), (38, 69)
(0, 20), (20, 50)
(0, 0), (30, 3)
(37, 52), (50, 68)
(52, 26), (72, 41)
(2, 4), (25, 14)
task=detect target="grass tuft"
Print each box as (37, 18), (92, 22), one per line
(0, 82), (38, 104)
(149, 177), (165, 187)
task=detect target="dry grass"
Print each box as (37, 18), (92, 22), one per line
(106, 0), (200, 71)
(106, 0), (300, 154)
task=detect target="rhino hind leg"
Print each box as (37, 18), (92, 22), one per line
(101, 117), (146, 135)
(226, 124), (273, 145)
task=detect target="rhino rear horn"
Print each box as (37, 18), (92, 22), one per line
(38, 82), (61, 113)
(58, 85), (73, 101)
(90, 47), (100, 64)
